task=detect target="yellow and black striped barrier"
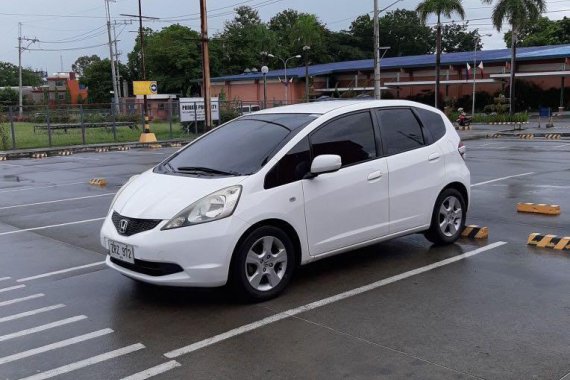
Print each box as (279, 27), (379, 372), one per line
(31, 153), (47, 159)
(528, 233), (570, 250)
(517, 202), (560, 215)
(0, 156), (6, 161)
(116, 146), (130, 151)
(545, 134), (561, 140)
(455, 125), (471, 131)
(95, 147), (109, 153)
(518, 134), (534, 139)
(89, 178), (107, 187)
(487, 133), (501, 138)
(58, 150), (72, 156)
(461, 225), (488, 239)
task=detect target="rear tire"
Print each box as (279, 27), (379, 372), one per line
(229, 226), (296, 302)
(424, 188), (466, 245)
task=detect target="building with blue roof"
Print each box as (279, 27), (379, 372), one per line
(210, 44), (570, 111)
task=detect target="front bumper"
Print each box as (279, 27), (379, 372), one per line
(100, 212), (249, 287)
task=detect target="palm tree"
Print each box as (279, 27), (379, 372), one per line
(481, 0), (546, 114)
(416, 0), (465, 109)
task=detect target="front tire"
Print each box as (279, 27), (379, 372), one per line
(424, 188), (466, 245)
(230, 226), (296, 302)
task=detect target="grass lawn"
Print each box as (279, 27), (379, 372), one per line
(1, 122), (198, 150)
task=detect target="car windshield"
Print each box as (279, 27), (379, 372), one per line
(160, 113), (318, 176)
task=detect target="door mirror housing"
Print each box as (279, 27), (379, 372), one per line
(307, 154), (342, 178)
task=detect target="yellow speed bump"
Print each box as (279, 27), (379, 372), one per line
(518, 134), (534, 139)
(528, 233), (570, 250)
(0, 156), (6, 161)
(89, 178), (107, 187)
(545, 134), (561, 140)
(461, 225), (488, 239)
(517, 202), (560, 215)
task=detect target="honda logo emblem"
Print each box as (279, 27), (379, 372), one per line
(119, 219), (129, 234)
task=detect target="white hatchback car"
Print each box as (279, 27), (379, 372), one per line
(101, 100), (470, 301)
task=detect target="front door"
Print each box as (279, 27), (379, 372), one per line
(302, 111), (390, 256)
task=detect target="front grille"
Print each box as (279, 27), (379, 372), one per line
(110, 257), (184, 276)
(112, 212), (161, 236)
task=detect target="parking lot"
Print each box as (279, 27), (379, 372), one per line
(0, 138), (569, 379)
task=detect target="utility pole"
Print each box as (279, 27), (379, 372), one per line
(18, 23), (23, 117)
(200, 0), (212, 129)
(373, 0), (380, 100)
(17, 23), (38, 117)
(303, 45), (311, 102)
(104, 0), (119, 112)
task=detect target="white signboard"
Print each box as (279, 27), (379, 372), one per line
(180, 97), (219, 122)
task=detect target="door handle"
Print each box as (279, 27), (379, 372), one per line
(367, 171), (383, 181)
(428, 153), (441, 162)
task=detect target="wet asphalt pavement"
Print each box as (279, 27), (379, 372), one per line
(0, 139), (569, 379)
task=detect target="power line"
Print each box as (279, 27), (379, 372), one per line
(25, 43), (109, 52)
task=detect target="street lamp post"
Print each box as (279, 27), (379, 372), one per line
(261, 65), (269, 109)
(471, 34), (493, 117)
(303, 46), (311, 102)
(267, 54), (301, 105)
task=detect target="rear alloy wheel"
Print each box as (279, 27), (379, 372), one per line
(231, 226), (295, 301)
(425, 188), (466, 245)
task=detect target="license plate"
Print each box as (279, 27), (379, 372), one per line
(108, 240), (135, 264)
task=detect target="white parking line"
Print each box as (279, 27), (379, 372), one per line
(164, 241), (507, 359)
(0, 328), (113, 366)
(0, 163), (24, 167)
(0, 193), (115, 210)
(471, 172), (535, 187)
(0, 315), (87, 343)
(0, 277), (11, 282)
(19, 343), (145, 380)
(0, 182), (87, 194)
(0, 304), (66, 324)
(0, 284), (25, 293)
(0, 217), (105, 237)
(0, 294), (44, 308)
(121, 360), (182, 380)
(17, 262), (106, 282)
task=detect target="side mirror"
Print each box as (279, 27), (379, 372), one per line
(308, 154), (342, 178)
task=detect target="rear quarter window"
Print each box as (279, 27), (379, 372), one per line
(414, 108), (447, 143)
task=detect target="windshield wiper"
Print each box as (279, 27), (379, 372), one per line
(175, 166), (242, 176)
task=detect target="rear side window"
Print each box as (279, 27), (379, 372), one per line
(310, 112), (377, 167)
(376, 108), (425, 156)
(265, 137), (311, 189)
(414, 107), (446, 143)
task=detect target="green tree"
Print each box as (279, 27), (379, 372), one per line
(482, 0), (546, 113)
(81, 58), (128, 103)
(72, 55), (101, 76)
(416, 0), (466, 109)
(504, 16), (570, 46)
(218, 6), (277, 75)
(0, 87), (18, 105)
(127, 27), (156, 81)
(441, 22), (482, 52)
(347, 10), (435, 58)
(380, 10), (436, 57)
(268, 10), (328, 63)
(0, 62), (42, 87)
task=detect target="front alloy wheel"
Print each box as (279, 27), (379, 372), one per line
(245, 236), (288, 292)
(231, 226), (295, 301)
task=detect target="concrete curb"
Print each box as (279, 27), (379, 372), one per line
(0, 139), (192, 160)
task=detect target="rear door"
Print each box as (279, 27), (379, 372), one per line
(302, 111), (390, 256)
(374, 108), (446, 233)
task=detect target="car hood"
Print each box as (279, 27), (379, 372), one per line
(113, 170), (246, 220)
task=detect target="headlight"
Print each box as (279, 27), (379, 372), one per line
(162, 185), (242, 230)
(108, 175), (139, 214)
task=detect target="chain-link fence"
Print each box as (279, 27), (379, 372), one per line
(0, 99), (296, 150)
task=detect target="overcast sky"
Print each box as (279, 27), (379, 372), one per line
(1, 0), (569, 74)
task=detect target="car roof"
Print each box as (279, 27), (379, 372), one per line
(252, 100), (435, 115)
